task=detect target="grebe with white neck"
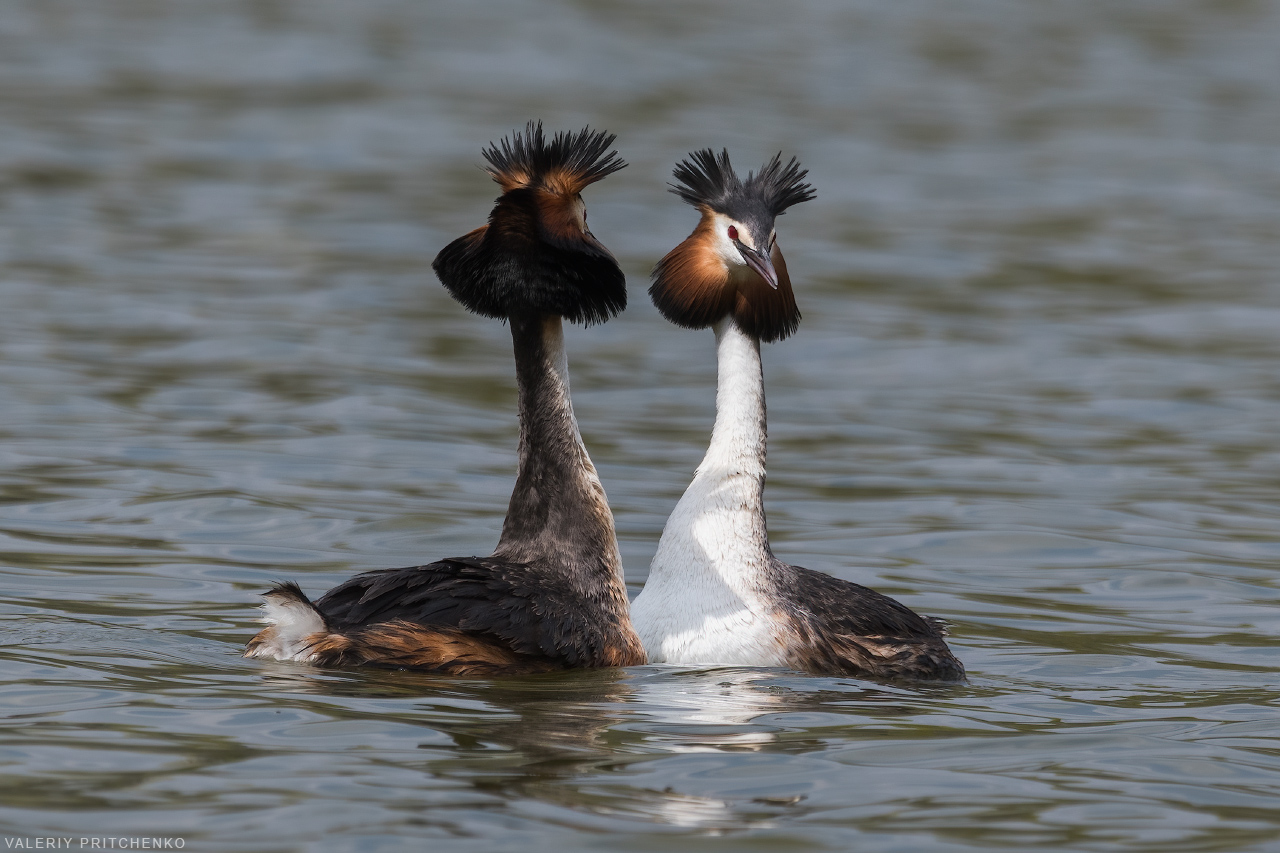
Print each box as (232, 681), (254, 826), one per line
(631, 149), (963, 681)
(245, 123), (645, 675)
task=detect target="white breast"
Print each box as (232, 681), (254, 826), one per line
(631, 583), (788, 667)
(633, 488), (787, 665)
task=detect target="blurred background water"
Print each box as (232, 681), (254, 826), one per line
(2, 0), (1280, 850)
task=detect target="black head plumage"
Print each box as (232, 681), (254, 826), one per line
(432, 122), (628, 325)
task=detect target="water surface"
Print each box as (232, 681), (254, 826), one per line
(3, 1), (1280, 850)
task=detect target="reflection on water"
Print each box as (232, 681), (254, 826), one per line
(4, 0), (1280, 850)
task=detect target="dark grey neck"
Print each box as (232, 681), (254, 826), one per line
(492, 313), (623, 585)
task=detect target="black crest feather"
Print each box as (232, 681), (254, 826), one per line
(433, 123), (628, 325)
(482, 121), (626, 192)
(671, 149), (815, 219)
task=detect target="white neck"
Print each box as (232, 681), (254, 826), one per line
(659, 317), (772, 568)
(699, 317), (769, 528)
(632, 318), (783, 665)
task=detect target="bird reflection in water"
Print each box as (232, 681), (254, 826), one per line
(251, 662), (932, 831)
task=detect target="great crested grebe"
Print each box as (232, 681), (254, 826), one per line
(630, 149), (964, 681)
(245, 123), (646, 674)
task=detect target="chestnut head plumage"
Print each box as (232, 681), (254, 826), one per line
(650, 149), (815, 342)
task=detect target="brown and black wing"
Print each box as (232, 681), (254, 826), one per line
(313, 556), (642, 672)
(770, 561), (965, 682)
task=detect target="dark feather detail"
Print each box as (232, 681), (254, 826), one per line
(310, 556), (646, 672)
(433, 123), (628, 325)
(670, 149), (815, 219)
(669, 149), (739, 211)
(750, 153), (818, 218)
(433, 209), (626, 325)
(482, 121), (626, 195)
(770, 561), (966, 682)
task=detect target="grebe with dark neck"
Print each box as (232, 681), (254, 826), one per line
(245, 123), (645, 674)
(630, 149), (963, 681)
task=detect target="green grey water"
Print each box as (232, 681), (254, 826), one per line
(3, 1), (1280, 850)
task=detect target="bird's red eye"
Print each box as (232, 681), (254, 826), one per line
(727, 225), (739, 241)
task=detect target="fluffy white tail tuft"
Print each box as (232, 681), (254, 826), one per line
(244, 581), (326, 662)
